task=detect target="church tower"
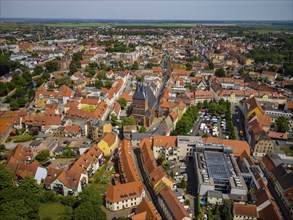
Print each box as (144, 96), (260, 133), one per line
(132, 81), (148, 126)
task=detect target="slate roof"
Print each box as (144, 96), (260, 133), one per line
(145, 85), (157, 108)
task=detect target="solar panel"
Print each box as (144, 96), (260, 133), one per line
(204, 151), (233, 180)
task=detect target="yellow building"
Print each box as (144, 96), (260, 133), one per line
(88, 122), (112, 141)
(149, 166), (174, 194)
(97, 132), (118, 155)
(246, 97), (264, 118)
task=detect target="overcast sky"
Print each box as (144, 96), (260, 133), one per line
(1, 0), (292, 21)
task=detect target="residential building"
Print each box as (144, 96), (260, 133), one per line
(158, 186), (191, 220)
(97, 132), (118, 155)
(233, 203), (258, 220)
(132, 198), (162, 220)
(105, 140), (145, 211)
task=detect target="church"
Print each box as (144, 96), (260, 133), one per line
(132, 82), (157, 127)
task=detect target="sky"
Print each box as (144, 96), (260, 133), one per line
(1, 0), (292, 21)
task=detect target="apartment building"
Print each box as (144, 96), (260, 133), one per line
(105, 140), (145, 211)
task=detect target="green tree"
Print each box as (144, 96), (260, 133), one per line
(215, 68), (225, 77)
(73, 185), (106, 220)
(33, 65), (43, 75)
(117, 98), (127, 109)
(0, 82), (8, 96)
(186, 63), (192, 70)
(190, 72), (196, 77)
(110, 114), (120, 126)
(10, 99), (19, 110)
(208, 62), (214, 70)
(180, 177), (187, 190)
(221, 200), (232, 220)
(184, 199), (190, 206)
(22, 70), (32, 82)
(0, 165), (14, 190)
(0, 144), (5, 152)
(74, 201), (106, 220)
(207, 209), (214, 220)
(96, 72), (106, 80)
(131, 61), (139, 70)
(275, 116), (289, 133)
(35, 149), (50, 163)
(139, 126), (147, 133)
(45, 61), (60, 73)
(122, 117), (136, 126)
(95, 80), (103, 89)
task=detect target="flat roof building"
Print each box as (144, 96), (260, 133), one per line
(194, 151), (248, 198)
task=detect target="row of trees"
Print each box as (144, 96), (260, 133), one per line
(173, 106), (199, 135)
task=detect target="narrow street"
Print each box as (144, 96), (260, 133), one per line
(133, 148), (168, 220)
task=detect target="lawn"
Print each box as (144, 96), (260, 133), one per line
(38, 202), (66, 220)
(280, 146), (293, 157)
(11, 133), (36, 143)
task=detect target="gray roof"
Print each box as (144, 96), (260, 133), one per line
(271, 164), (293, 191)
(133, 83), (146, 100)
(131, 132), (153, 140)
(207, 190), (223, 199)
(145, 85), (157, 108)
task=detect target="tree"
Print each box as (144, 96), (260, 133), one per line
(275, 116), (289, 133)
(73, 185), (107, 220)
(180, 177), (187, 190)
(0, 82), (8, 96)
(95, 80), (103, 89)
(35, 149), (50, 163)
(131, 61), (139, 70)
(0, 144), (5, 152)
(190, 72), (196, 77)
(74, 201), (106, 220)
(0, 54), (11, 76)
(215, 68), (225, 77)
(117, 98), (127, 109)
(45, 61), (60, 73)
(208, 62), (214, 70)
(0, 165), (14, 190)
(221, 200), (232, 220)
(10, 99), (19, 110)
(186, 63), (192, 70)
(96, 72), (106, 80)
(110, 114), (120, 126)
(207, 209), (214, 220)
(122, 117), (136, 126)
(184, 199), (190, 206)
(139, 126), (147, 133)
(33, 65), (43, 75)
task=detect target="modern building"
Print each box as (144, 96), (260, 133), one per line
(194, 151), (248, 198)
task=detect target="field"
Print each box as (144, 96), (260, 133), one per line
(38, 202), (66, 220)
(1, 22), (292, 32)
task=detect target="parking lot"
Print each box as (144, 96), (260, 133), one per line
(193, 111), (229, 139)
